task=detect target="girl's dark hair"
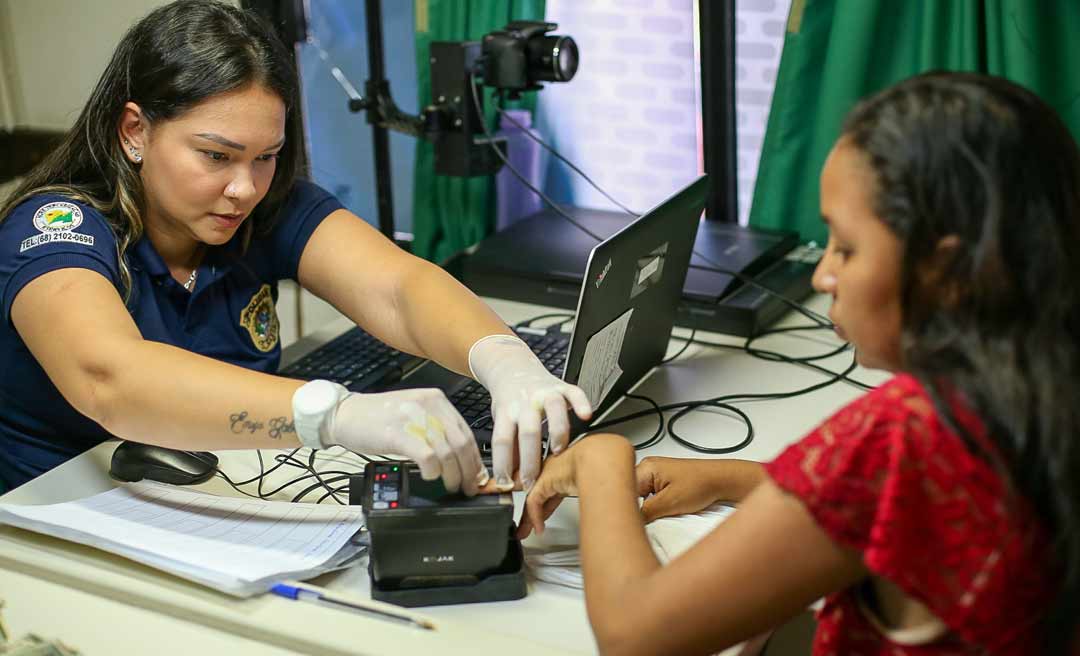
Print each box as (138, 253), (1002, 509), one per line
(842, 71), (1080, 653)
(0, 0), (305, 297)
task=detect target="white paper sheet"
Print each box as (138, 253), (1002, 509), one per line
(578, 308), (633, 408)
(0, 482), (366, 596)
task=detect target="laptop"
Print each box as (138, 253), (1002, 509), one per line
(390, 174), (709, 452)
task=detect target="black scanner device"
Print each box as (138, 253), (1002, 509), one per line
(353, 461), (526, 607)
(109, 441), (218, 485)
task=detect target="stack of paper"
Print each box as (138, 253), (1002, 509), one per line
(525, 502), (736, 589)
(0, 481), (366, 596)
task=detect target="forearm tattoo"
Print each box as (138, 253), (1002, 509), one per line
(229, 411), (296, 440)
(267, 416), (296, 440)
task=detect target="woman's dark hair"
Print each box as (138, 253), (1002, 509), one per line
(841, 71), (1080, 652)
(0, 0), (305, 297)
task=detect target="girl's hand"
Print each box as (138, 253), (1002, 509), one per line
(514, 444), (579, 539)
(636, 457), (763, 522)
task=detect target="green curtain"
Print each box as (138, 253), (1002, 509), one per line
(749, 0), (1080, 245)
(412, 0), (545, 263)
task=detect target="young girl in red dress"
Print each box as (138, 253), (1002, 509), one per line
(516, 72), (1079, 655)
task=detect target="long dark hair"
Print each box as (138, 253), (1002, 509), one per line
(842, 71), (1080, 652)
(0, 0), (305, 297)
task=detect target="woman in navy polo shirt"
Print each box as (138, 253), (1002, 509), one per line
(0, 0), (590, 493)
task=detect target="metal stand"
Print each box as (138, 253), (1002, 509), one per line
(363, 0), (395, 238)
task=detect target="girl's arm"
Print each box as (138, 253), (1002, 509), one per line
(522, 434), (867, 656)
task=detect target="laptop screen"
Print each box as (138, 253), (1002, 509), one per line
(561, 175), (709, 422)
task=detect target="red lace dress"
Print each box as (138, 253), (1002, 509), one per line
(764, 374), (1055, 655)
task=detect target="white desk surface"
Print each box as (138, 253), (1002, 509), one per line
(0, 295), (889, 655)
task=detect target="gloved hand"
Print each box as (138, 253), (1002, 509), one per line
(326, 388), (488, 495)
(469, 334), (592, 491)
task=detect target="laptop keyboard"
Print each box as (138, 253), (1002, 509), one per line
(281, 327), (570, 431)
(280, 327), (425, 391)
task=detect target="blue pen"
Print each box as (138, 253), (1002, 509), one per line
(270, 582), (435, 630)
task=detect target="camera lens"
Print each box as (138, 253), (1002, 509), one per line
(528, 35), (579, 83)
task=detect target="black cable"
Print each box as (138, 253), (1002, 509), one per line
(317, 483), (353, 505)
(469, 73), (607, 243)
(292, 474), (353, 504)
(226, 447), (298, 489)
(661, 326), (697, 364)
(668, 402), (753, 455)
(259, 468), (353, 500)
(479, 77), (833, 335)
(745, 325), (849, 363)
(216, 447), (358, 503)
(495, 94), (829, 327)
(622, 393), (665, 450)
(508, 310), (872, 455)
(690, 261), (832, 326)
(675, 329), (874, 391)
(495, 103), (641, 216)
(215, 469), (270, 499)
(593, 353), (862, 454)
(215, 466), (355, 501)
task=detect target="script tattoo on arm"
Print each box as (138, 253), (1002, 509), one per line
(267, 417), (296, 440)
(228, 412), (295, 440)
(229, 411), (264, 435)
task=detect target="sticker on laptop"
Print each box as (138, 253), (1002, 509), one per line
(578, 307), (633, 408)
(630, 242), (668, 300)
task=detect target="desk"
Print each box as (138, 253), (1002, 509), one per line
(0, 296), (888, 655)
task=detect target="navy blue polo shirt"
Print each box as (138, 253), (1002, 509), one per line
(0, 181), (343, 491)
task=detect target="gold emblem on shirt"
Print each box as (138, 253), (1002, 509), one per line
(240, 284), (279, 352)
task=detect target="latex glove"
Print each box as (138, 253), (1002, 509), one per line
(469, 334), (592, 491)
(635, 457), (763, 522)
(327, 388), (488, 495)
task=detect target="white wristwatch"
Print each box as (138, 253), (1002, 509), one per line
(292, 380), (349, 450)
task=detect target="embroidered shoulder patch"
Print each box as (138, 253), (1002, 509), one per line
(34, 201), (83, 231)
(19, 201), (95, 253)
(240, 284), (279, 352)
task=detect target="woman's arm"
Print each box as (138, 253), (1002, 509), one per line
(12, 268), (304, 450)
(14, 267), (486, 491)
(296, 209), (511, 376)
(523, 435), (868, 656)
(295, 209), (593, 489)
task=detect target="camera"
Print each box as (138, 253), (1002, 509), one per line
(482, 21), (579, 94)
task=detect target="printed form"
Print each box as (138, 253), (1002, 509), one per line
(0, 481), (366, 595)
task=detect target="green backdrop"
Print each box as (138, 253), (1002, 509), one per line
(749, 0), (1080, 245)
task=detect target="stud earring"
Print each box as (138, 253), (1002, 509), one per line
(128, 144), (142, 163)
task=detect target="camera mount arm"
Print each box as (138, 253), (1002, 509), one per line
(348, 81), (432, 140)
